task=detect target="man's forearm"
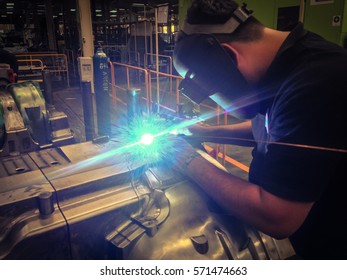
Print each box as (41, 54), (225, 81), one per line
(185, 154), (313, 239)
(191, 120), (255, 146)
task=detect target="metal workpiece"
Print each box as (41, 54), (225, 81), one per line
(0, 212), (70, 260)
(0, 180), (68, 259)
(0, 140), (295, 260)
(0, 140), (148, 259)
(257, 231), (295, 260)
(144, 166), (183, 190)
(191, 235), (209, 254)
(125, 178), (254, 260)
(58, 140), (121, 164)
(28, 148), (70, 169)
(106, 183), (170, 258)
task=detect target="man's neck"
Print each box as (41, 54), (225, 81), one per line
(229, 28), (290, 85)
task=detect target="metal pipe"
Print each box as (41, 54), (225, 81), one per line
(155, 7), (160, 114)
(81, 81), (95, 141)
(16, 53), (70, 87)
(109, 61), (117, 106)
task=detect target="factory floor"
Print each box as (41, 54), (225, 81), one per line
(52, 81), (253, 181)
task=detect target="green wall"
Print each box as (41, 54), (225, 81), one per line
(178, 0), (301, 28)
(304, 0), (345, 45)
(178, 0), (346, 46)
(235, 0), (301, 28)
(235, 0), (277, 28)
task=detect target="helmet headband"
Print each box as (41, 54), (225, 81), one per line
(181, 6), (250, 35)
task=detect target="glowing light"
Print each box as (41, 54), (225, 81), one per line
(47, 114), (213, 180)
(140, 133), (154, 145)
(115, 116), (174, 164)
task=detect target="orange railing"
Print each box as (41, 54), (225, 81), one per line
(147, 69), (181, 114)
(16, 53), (70, 87)
(109, 62), (249, 173)
(144, 53), (172, 75)
(17, 59), (45, 82)
(109, 61), (151, 114)
(110, 61), (184, 115)
(144, 53), (173, 95)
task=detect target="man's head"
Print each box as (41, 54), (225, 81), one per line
(185, 0), (264, 43)
(173, 0), (264, 119)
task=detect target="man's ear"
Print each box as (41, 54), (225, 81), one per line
(221, 43), (239, 66)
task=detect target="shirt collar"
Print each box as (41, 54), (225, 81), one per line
(274, 22), (308, 60)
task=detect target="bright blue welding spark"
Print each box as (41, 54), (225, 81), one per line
(48, 88), (286, 181)
(47, 141), (139, 180)
(140, 133), (154, 145)
(46, 109), (231, 180)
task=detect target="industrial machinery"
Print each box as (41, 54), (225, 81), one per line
(0, 130), (296, 260)
(0, 62), (295, 259)
(0, 74), (74, 157)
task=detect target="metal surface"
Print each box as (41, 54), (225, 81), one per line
(0, 140), (295, 260)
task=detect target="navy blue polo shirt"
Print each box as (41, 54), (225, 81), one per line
(249, 23), (347, 259)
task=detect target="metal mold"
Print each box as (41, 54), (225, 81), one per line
(0, 140), (295, 260)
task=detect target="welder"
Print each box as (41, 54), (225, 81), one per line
(169, 0), (347, 259)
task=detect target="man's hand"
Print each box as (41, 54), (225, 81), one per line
(188, 123), (210, 135)
(166, 135), (201, 175)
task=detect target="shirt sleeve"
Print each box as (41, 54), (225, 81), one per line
(250, 75), (346, 202)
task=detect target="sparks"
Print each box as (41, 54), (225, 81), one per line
(140, 133), (154, 145)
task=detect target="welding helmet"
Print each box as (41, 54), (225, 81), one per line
(173, 6), (258, 119)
